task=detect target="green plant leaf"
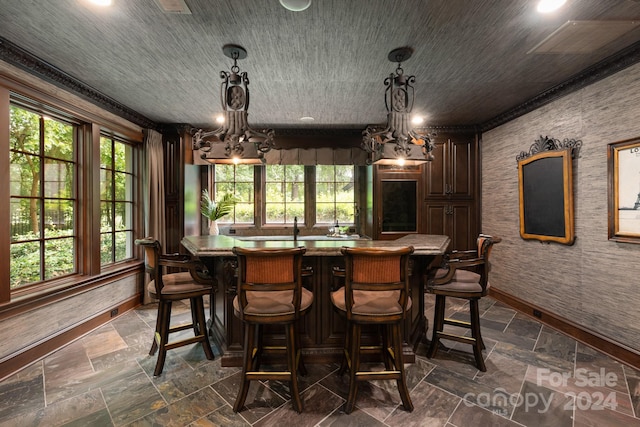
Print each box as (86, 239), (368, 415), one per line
(201, 190), (237, 221)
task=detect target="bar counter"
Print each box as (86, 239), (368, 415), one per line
(181, 234), (450, 366)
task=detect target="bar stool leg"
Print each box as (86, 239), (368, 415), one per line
(194, 297), (215, 360)
(234, 322), (256, 412)
(344, 323), (361, 414)
(469, 299), (486, 372)
(153, 301), (172, 376)
(427, 295), (446, 359)
(286, 322), (303, 413)
(392, 322), (413, 411)
(338, 321), (351, 376)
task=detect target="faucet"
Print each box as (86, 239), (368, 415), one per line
(293, 216), (300, 240)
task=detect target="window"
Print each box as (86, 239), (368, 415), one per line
(9, 105), (77, 289)
(316, 165), (355, 224)
(265, 165), (305, 224)
(100, 136), (135, 265)
(214, 164), (255, 223)
(4, 94), (141, 299)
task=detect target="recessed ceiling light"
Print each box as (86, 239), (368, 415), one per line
(89, 0), (113, 6)
(279, 0), (311, 12)
(299, 116), (315, 121)
(215, 115), (225, 123)
(411, 116), (424, 125)
(537, 0), (566, 14)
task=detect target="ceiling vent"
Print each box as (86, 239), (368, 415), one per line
(153, 0), (192, 14)
(528, 20), (639, 54)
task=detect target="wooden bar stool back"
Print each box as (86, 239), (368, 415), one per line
(232, 246), (312, 413)
(135, 238), (215, 376)
(331, 245), (415, 414)
(426, 234), (501, 372)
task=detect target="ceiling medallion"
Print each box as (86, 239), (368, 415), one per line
(192, 44), (275, 164)
(362, 47), (435, 166)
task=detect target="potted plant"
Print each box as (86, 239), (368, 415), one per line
(200, 190), (236, 235)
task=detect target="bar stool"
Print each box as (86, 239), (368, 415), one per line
(232, 246), (313, 413)
(331, 246), (415, 414)
(135, 238), (215, 376)
(425, 234), (501, 372)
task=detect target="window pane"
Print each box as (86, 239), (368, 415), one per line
(44, 119), (74, 161)
(44, 199), (73, 237)
(100, 137), (113, 168)
(10, 241), (41, 288)
(44, 237), (75, 280)
(115, 202), (132, 231)
(315, 165), (355, 224)
(114, 231), (132, 262)
(265, 165), (305, 224)
(100, 233), (114, 264)
(11, 198), (40, 241)
(101, 201), (113, 232)
(10, 106), (39, 154)
(10, 155), (40, 197)
(44, 160), (73, 198)
(213, 164), (254, 224)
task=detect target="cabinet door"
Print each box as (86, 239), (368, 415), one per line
(424, 137), (475, 199)
(449, 139), (475, 198)
(424, 201), (476, 251)
(424, 140), (447, 197)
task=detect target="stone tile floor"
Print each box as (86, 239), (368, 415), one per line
(1, 295), (640, 426)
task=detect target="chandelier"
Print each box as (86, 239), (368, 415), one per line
(192, 44), (275, 164)
(362, 47), (435, 166)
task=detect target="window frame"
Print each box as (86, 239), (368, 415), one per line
(0, 87), (144, 306)
(211, 164), (357, 231)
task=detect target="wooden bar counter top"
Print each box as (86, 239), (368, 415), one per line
(182, 234), (450, 366)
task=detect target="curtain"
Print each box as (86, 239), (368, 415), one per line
(142, 129), (165, 304)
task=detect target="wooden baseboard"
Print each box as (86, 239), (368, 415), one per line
(490, 287), (640, 370)
(0, 296), (141, 381)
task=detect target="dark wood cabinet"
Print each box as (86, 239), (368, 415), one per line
(424, 132), (479, 250)
(425, 136), (475, 199)
(424, 200), (475, 251)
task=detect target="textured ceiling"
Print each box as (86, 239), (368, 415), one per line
(1, 0), (640, 130)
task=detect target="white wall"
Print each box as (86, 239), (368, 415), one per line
(482, 62), (640, 353)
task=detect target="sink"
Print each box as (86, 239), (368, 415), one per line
(236, 235), (367, 241)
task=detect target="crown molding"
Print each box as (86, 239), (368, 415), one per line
(0, 36), (158, 130)
(481, 39), (640, 132)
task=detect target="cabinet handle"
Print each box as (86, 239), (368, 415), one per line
(445, 184), (453, 195)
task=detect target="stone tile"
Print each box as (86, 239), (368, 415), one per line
(190, 404), (251, 426)
(101, 371), (166, 426)
(511, 380), (574, 427)
(482, 304), (517, 325)
(450, 402), (524, 426)
(534, 328), (576, 363)
(574, 405), (640, 427)
(426, 365), (513, 417)
(81, 323), (129, 360)
(492, 341), (574, 373)
(255, 383), (344, 426)
(210, 371), (286, 424)
(624, 364), (640, 418)
(504, 313), (542, 341)
(10, 389), (108, 426)
(475, 351), (529, 396)
(0, 362), (45, 423)
(385, 381), (460, 427)
(128, 386), (225, 427)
